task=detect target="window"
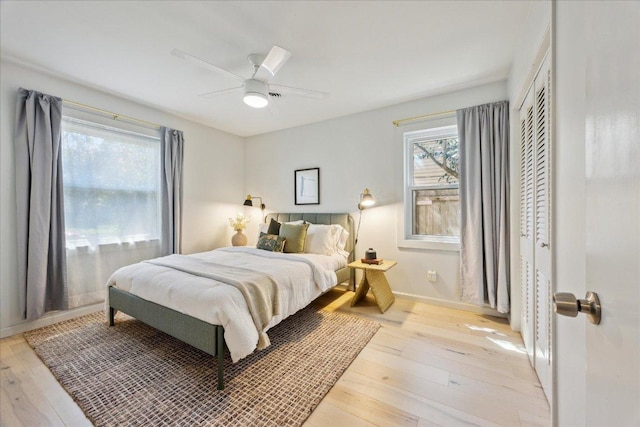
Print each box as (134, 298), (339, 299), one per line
(62, 118), (161, 248)
(403, 124), (460, 247)
(61, 117), (162, 309)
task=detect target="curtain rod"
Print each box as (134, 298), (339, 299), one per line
(62, 99), (161, 130)
(392, 109), (456, 127)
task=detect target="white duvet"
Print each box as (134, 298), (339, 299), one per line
(105, 246), (346, 362)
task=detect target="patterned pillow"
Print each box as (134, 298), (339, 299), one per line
(256, 232), (286, 252)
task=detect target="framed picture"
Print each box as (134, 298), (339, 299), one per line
(294, 168), (320, 205)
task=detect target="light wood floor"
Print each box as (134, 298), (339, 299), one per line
(1, 289), (550, 426)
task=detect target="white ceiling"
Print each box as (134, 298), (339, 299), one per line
(0, 1), (532, 137)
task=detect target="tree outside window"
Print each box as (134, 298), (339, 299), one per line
(405, 125), (460, 239)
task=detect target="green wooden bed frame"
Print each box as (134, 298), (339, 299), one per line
(108, 213), (354, 390)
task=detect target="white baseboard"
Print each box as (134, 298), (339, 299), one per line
(0, 303), (104, 338)
(392, 291), (508, 319)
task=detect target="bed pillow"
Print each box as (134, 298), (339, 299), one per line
(335, 225), (349, 251)
(257, 222), (269, 242)
(267, 218), (281, 235)
(332, 225), (350, 258)
(279, 223), (309, 253)
(305, 224), (339, 255)
(258, 222), (269, 234)
(258, 219), (302, 242)
(256, 232), (286, 252)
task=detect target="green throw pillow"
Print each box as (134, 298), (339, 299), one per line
(279, 223), (309, 253)
(256, 232), (286, 252)
(267, 218), (281, 235)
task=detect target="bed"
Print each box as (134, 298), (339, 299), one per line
(106, 213), (354, 390)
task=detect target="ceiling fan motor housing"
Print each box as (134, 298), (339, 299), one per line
(244, 79), (268, 96)
(243, 79), (269, 108)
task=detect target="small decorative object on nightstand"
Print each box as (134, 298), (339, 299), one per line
(231, 230), (247, 246)
(229, 213), (250, 246)
(364, 247), (377, 260)
(348, 259), (397, 313)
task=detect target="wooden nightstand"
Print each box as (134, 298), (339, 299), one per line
(348, 260), (397, 313)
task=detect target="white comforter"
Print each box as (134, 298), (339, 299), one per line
(105, 246), (345, 362)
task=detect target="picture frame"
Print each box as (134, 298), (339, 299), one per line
(294, 168), (320, 205)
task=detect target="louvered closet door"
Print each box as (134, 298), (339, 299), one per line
(533, 53), (552, 400)
(519, 88), (536, 368)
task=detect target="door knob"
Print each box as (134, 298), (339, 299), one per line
(553, 291), (601, 325)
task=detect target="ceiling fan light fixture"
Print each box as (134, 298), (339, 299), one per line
(172, 46), (329, 107)
(243, 79), (269, 108)
(243, 93), (268, 108)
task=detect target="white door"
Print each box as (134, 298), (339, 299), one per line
(554, 2), (639, 426)
(519, 52), (552, 401)
(532, 53), (552, 401)
(519, 88), (535, 367)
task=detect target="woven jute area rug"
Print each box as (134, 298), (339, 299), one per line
(24, 307), (379, 426)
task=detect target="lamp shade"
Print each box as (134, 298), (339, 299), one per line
(358, 188), (375, 210)
(243, 196), (253, 207)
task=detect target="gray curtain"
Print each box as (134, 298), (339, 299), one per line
(160, 127), (184, 255)
(457, 101), (510, 313)
(15, 88), (68, 319)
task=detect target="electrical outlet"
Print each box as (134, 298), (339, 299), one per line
(427, 270), (438, 282)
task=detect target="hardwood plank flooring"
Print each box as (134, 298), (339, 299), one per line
(0, 290), (550, 426)
(306, 289), (550, 427)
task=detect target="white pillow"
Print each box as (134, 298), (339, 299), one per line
(304, 224), (339, 255)
(334, 225), (349, 252)
(257, 222), (269, 242)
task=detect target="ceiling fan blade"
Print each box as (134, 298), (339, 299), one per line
(253, 46), (291, 82)
(171, 48), (245, 81)
(262, 46), (292, 75)
(199, 85), (244, 98)
(269, 84), (329, 100)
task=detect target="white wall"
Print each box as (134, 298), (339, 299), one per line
(0, 59), (245, 336)
(244, 81), (507, 312)
(508, 1), (552, 105)
(507, 1), (552, 332)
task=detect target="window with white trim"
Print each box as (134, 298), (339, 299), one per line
(61, 116), (162, 308)
(403, 124), (460, 244)
(62, 117), (161, 248)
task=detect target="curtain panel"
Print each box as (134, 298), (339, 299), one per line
(15, 88), (68, 319)
(160, 127), (184, 255)
(457, 101), (510, 313)
(61, 118), (164, 309)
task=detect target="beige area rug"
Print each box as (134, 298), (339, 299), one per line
(24, 307), (379, 426)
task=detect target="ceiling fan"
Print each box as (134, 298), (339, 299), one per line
(171, 46), (329, 108)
